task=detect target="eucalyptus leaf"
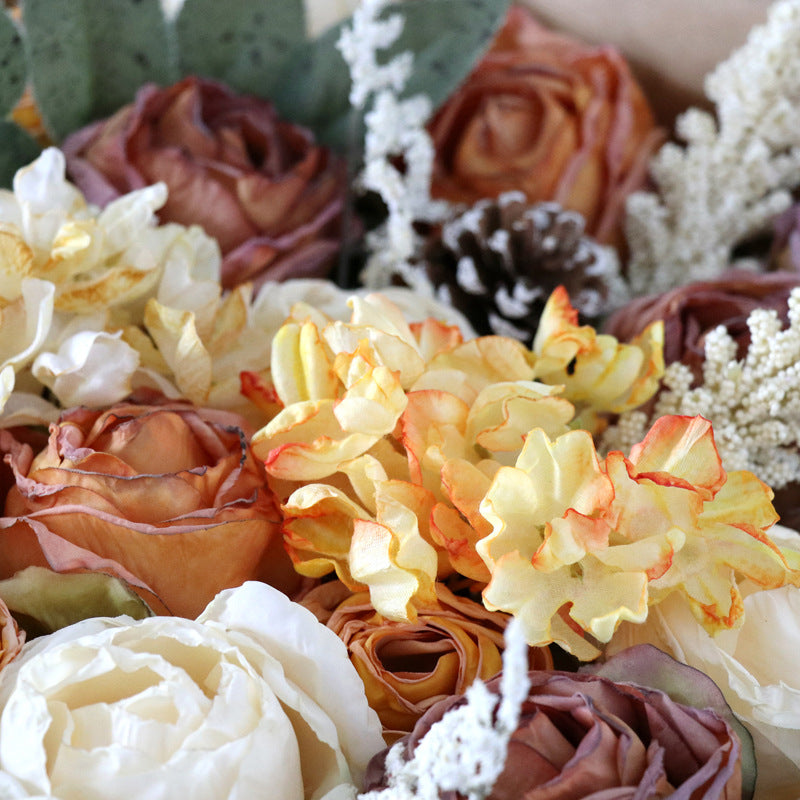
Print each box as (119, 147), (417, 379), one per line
(584, 644), (757, 800)
(21, 0), (178, 141)
(0, 9), (25, 116)
(0, 121), (40, 188)
(0, 567), (154, 636)
(175, 0), (306, 99)
(271, 0), (510, 152)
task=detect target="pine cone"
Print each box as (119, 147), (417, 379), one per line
(421, 191), (619, 346)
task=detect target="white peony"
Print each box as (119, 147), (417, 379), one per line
(609, 524), (800, 800)
(0, 582), (385, 800)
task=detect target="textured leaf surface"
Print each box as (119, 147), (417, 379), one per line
(0, 121), (40, 188)
(175, 0), (306, 98)
(22, 0), (177, 140)
(271, 0), (510, 151)
(0, 10), (25, 116)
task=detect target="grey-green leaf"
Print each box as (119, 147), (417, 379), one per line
(174, 0), (306, 99)
(0, 9), (26, 116)
(0, 567), (154, 636)
(22, 0), (178, 141)
(271, 0), (510, 152)
(0, 121), (40, 188)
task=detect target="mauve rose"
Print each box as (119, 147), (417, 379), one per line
(62, 76), (348, 291)
(364, 659), (743, 799)
(427, 5), (665, 245)
(0, 395), (300, 618)
(301, 581), (552, 739)
(604, 269), (800, 379)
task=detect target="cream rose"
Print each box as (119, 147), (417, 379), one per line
(610, 523), (800, 800)
(0, 581), (385, 800)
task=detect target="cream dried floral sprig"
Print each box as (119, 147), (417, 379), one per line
(603, 287), (800, 491)
(337, 0), (447, 290)
(358, 617), (529, 800)
(625, 0), (800, 296)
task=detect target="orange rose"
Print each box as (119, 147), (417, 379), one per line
(0, 396), (299, 617)
(301, 581), (552, 739)
(428, 5), (665, 244)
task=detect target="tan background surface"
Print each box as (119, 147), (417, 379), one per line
(519, 0), (774, 125)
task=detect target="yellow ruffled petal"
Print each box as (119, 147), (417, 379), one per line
(256, 400), (380, 481)
(532, 286), (664, 414)
(467, 381), (574, 460)
(282, 484), (366, 584)
(350, 482), (439, 622)
(271, 320), (338, 406)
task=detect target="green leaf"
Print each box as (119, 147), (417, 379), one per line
(271, 0), (510, 152)
(0, 9), (26, 116)
(21, 0), (178, 141)
(584, 644), (757, 800)
(174, 0), (306, 99)
(0, 567), (154, 636)
(0, 121), (40, 188)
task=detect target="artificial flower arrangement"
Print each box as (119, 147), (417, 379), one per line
(1, 0), (800, 797)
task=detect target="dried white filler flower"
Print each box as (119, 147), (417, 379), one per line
(603, 287), (800, 490)
(358, 617), (530, 800)
(337, 0), (447, 290)
(624, 0), (800, 295)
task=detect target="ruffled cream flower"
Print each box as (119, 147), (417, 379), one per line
(0, 581), (384, 799)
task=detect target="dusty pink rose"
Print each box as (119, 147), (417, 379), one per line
(428, 5), (665, 245)
(604, 269), (800, 378)
(62, 77), (348, 290)
(364, 656), (743, 799)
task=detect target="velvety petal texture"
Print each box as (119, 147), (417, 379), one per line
(0, 396), (299, 617)
(63, 77), (348, 291)
(364, 661), (742, 799)
(0, 581), (385, 799)
(428, 5), (666, 245)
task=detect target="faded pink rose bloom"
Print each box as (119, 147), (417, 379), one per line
(428, 5), (666, 246)
(604, 269), (800, 379)
(62, 77), (348, 291)
(364, 660), (743, 799)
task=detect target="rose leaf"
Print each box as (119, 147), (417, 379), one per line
(0, 567), (154, 637)
(0, 121), (40, 189)
(21, 0), (178, 141)
(174, 0), (306, 99)
(270, 0), (511, 153)
(584, 644), (757, 800)
(0, 9), (26, 117)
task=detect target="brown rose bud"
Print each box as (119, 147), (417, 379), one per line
(300, 581), (552, 740)
(62, 77), (348, 291)
(603, 269), (800, 380)
(428, 5), (665, 245)
(365, 656), (743, 799)
(0, 396), (300, 617)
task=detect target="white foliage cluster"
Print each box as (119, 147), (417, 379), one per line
(337, 0), (447, 290)
(603, 288), (800, 490)
(625, 0), (800, 296)
(358, 618), (530, 800)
